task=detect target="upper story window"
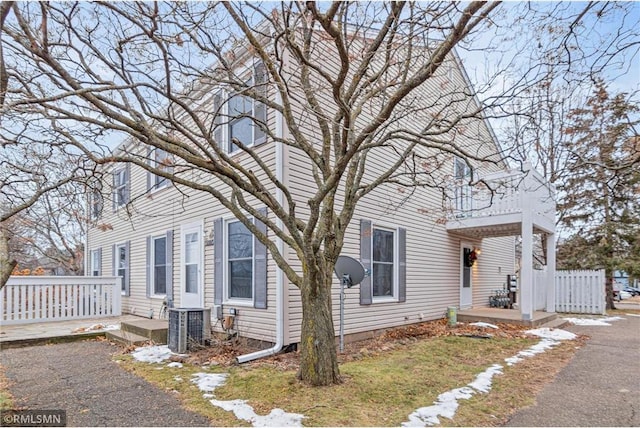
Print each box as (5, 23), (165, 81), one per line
(454, 158), (472, 212)
(213, 61), (267, 154)
(372, 226), (396, 299)
(91, 189), (103, 220)
(112, 165), (130, 209)
(148, 148), (172, 192)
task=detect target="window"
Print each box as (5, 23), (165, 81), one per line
(91, 189), (103, 220)
(360, 219), (406, 305)
(454, 158), (472, 212)
(227, 220), (253, 300)
(214, 62), (267, 153)
(90, 249), (101, 276)
(113, 166), (129, 208)
(148, 148), (172, 191)
(115, 243), (128, 293)
(372, 227), (396, 298)
(184, 232), (199, 294)
(151, 236), (167, 295)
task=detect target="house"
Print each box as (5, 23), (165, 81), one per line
(86, 32), (556, 355)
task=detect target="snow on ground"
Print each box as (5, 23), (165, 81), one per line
(403, 364), (503, 427)
(191, 373), (305, 427)
(72, 323), (120, 333)
(469, 322), (499, 329)
(167, 362), (183, 368)
(403, 328), (577, 427)
(562, 316), (624, 326)
(131, 345), (179, 363)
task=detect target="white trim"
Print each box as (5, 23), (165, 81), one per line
(223, 216), (255, 306)
(180, 221), (204, 308)
(114, 242), (128, 295)
(370, 223), (399, 303)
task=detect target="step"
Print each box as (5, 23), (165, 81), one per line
(106, 330), (151, 347)
(538, 317), (570, 330)
(120, 319), (168, 344)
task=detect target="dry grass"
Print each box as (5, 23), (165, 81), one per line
(0, 365), (15, 411)
(116, 318), (582, 426)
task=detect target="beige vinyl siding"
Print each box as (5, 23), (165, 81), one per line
(87, 109), (279, 343)
(283, 42), (513, 343)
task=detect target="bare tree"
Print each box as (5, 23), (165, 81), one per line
(1, 1), (637, 385)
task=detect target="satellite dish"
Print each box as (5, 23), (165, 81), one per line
(334, 256), (366, 288)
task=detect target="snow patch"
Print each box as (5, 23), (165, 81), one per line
(210, 399), (305, 427)
(563, 316), (624, 326)
(402, 364), (503, 426)
(191, 373), (228, 392)
(404, 327), (579, 426)
(131, 345), (180, 364)
(167, 362), (183, 368)
(469, 322), (499, 329)
(190, 373), (304, 427)
(526, 328), (577, 341)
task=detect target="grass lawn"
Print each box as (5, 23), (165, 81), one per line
(115, 324), (582, 427)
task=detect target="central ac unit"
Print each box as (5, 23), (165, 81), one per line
(167, 308), (212, 353)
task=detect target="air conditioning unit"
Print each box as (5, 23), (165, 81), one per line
(167, 308), (212, 353)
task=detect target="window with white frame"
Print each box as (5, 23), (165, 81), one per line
(454, 158), (472, 213)
(372, 226), (396, 298)
(91, 189), (103, 220)
(227, 220), (253, 300)
(149, 148), (172, 191)
(113, 167), (129, 207)
(151, 235), (167, 295)
(214, 62), (267, 154)
(90, 249), (101, 276)
(115, 243), (128, 293)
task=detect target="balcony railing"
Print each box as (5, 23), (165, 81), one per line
(448, 163), (555, 226)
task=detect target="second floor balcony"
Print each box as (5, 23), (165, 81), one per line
(446, 162), (556, 239)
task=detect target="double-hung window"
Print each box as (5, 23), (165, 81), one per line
(227, 220), (254, 300)
(91, 189), (103, 220)
(90, 249), (101, 276)
(113, 166), (129, 208)
(214, 61), (267, 153)
(454, 158), (472, 213)
(115, 243), (128, 293)
(148, 148), (172, 191)
(151, 236), (167, 295)
(372, 227), (396, 298)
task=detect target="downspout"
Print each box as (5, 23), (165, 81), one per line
(236, 89), (285, 363)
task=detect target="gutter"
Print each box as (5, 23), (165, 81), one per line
(236, 89), (285, 363)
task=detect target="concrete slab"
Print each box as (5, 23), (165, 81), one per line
(0, 314), (144, 349)
(457, 307), (557, 326)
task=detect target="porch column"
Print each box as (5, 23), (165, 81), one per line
(520, 171), (534, 321)
(545, 232), (556, 313)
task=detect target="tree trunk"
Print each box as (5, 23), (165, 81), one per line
(297, 262), (341, 386)
(0, 224), (16, 289)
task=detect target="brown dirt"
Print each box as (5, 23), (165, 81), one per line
(180, 318), (532, 370)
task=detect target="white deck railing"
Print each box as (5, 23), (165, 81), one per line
(449, 163), (555, 222)
(1, 276), (122, 325)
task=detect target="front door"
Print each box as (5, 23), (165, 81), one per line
(460, 244), (473, 308)
(181, 223), (203, 308)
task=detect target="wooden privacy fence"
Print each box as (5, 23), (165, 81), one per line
(1, 276), (122, 325)
(555, 269), (605, 315)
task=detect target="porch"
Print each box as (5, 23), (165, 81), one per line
(446, 162), (556, 322)
(457, 307), (560, 327)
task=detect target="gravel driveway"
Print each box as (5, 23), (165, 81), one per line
(0, 340), (211, 427)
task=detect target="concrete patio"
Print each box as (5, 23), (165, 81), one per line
(457, 307), (560, 327)
(0, 314), (144, 348)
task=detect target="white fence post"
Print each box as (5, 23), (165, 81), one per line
(555, 269), (605, 315)
(1, 276), (123, 325)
